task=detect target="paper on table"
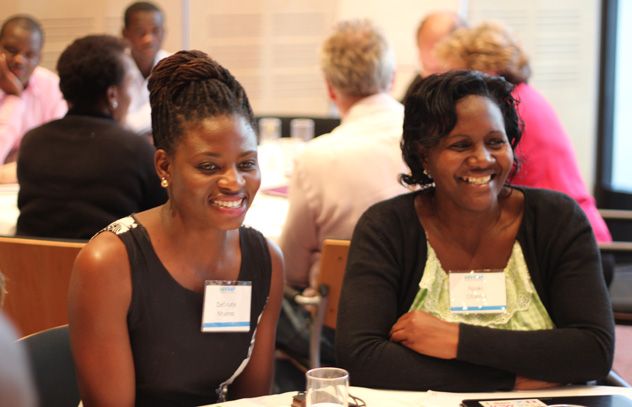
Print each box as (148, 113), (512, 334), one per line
(262, 185), (288, 197)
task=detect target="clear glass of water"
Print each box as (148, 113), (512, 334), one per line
(258, 117), (282, 143)
(290, 118), (315, 142)
(305, 367), (349, 407)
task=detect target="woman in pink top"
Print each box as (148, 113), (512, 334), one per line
(435, 21), (612, 244)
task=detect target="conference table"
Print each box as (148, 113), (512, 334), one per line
(212, 385), (632, 406)
(0, 137), (300, 240)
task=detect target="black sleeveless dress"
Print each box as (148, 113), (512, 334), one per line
(100, 216), (272, 406)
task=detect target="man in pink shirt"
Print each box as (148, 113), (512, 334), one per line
(0, 15), (67, 166)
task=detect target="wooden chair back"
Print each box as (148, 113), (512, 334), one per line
(0, 236), (85, 336)
(318, 239), (351, 329)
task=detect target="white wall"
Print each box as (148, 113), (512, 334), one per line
(1, 0), (600, 190)
(2, 0), (183, 68)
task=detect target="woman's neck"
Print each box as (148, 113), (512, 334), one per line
(433, 192), (503, 232)
(416, 188), (523, 269)
(67, 105), (114, 120)
(417, 190), (506, 254)
(161, 203), (232, 246)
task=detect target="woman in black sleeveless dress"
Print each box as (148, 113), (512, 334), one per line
(68, 49), (284, 406)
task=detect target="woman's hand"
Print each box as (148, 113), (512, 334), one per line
(389, 310), (459, 359)
(514, 376), (560, 390)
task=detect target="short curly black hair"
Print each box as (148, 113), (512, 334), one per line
(0, 14), (43, 43)
(148, 50), (255, 154)
(124, 1), (163, 28)
(401, 70), (522, 187)
(56, 35), (127, 110)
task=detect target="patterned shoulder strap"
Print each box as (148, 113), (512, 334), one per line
(93, 216), (139, 239)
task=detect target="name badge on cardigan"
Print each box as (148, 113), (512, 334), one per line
(448, 270), (506, 313)
(201, 280), (252, 332)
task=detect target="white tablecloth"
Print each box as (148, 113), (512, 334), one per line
(212, 385), (632, 407)
(0, 183), (18, 236)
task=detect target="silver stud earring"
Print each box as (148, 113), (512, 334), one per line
(111, 100), (118, 110)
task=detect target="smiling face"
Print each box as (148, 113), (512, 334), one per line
(158, 114), (260, 231)
(423, 95), (513, 213)
(0, 22), (42, 86)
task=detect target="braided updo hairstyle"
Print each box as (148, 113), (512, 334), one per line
(148, 50), (256, 154)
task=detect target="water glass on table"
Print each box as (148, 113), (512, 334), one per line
(305, 367), (349, 407)
(258, 117), (282, 143)
(290, 118), (315, 142)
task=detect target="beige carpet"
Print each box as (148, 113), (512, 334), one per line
(614, 325), (632, 384)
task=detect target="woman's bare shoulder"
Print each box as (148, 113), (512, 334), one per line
(73, 230), (130, 284)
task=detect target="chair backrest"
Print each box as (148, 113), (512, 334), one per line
(318, 239), (351, 330)
(0, 236), (85, 336)
(19, 324), (80, 407)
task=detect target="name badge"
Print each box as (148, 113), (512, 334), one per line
(201, 280), (251, 333)
(448, 270), (506, 313)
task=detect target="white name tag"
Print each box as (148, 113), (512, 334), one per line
(449, 270), (506, 313)
(201, 280), (252, 332)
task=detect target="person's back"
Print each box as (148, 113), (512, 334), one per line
(0, 15), (66, 166)
(16, 116), (163, 239)
(511, 83), (611, 242)
(15, 35), (165, 239)
(284, 94), (406, 288)
(280, 19), (408, 290)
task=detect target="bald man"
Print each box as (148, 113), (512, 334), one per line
(402, 11), (466, 101)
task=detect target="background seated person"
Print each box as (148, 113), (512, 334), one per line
(0, 14), (67, 182)
(278, 19), (409, 364)
(336, 70), (614, 392)
(280, 18), (408, 291)
(121, 1), (170, 136)
(434, 22), (611, 245)
(68, 50), (283, 406)
(16, 35), (166, 240)
(402, 10), (466, 102)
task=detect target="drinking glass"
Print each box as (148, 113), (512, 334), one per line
(258, 117), (282, 143)
(290, 118), (315, 142)
(305, 367), (349, 407)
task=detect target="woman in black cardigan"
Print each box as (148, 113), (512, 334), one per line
(336, 70), (614, 391)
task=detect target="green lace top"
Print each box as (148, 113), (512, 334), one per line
(409, 241), (555, 330)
